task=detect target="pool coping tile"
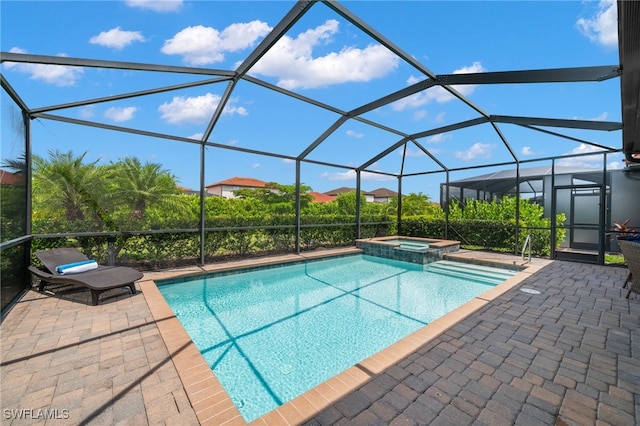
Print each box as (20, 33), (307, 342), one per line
(140, 249), (544, 425)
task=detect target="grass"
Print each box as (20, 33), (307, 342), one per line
(605, 253), (625, 265)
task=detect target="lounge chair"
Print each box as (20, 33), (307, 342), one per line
(617, 238), (640, 299)
(29, 247), (144, 305)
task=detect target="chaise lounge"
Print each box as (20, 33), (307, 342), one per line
(28, 247), (144, 305)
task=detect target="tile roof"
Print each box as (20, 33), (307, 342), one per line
(309, 192), (336, 203)
(0, 170), (25, 185)
(205, 176), (267, 188)
(369, 187), (398, 197)
(324, 187), (358, 196)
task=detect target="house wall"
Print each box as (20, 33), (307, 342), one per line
(206, 186), (223, 196)
(610, 170), (640, 250)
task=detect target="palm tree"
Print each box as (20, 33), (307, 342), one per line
(32, 150), (110, 225)
(110, 156), (188, 220)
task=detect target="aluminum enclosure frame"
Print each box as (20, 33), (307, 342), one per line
(0, 0), (632, 266)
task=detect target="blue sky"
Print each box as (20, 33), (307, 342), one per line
(1, 0), (622, 200)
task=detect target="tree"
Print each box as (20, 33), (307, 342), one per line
(400, 193), (444, 218)
(234, 182), (312, 214)
(32, 150), (110, 225)
(334, 191), (366, 215)
(109, 157), (188, 220)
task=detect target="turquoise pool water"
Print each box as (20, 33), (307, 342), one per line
(158, 255), (516, 422)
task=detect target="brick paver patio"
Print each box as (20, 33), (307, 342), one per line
(1, 254), (638, 425)
(304, 260), (640, 426)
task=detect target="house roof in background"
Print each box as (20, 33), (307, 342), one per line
(369, 188), (398, 198)
(206, 176), (267, 189)
(309, 192), (336, 203)
(0, 170), (25, 185)
(324, 187), (357, 196)
(324, 187), (398, 197)
(176, 185), (198, 194)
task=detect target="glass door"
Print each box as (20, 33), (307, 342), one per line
(553, 185), (604, 263)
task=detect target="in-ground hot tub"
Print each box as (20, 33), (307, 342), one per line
(356, 236), (460, 264)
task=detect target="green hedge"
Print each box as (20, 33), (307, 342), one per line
(31, 214), (394, 269)
(31, 210), (564, 268)
(401, 217), (562, 256)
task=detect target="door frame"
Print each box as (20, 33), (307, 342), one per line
(551, 183), (606, 264)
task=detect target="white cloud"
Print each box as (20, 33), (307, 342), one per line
(90, 27), (145, 50)
(124, 0), (183, 13)
(404, 147), (426, 157)
(346, 129), (364, 138)
(281, 158), (295, 164)
(576, 0), (617, 47)
(104, 106), (138, 122)
(557, 143), (622, 169)
(79, 106), (95, 119)
(428, 133), (450, 143)
(521, 146), (534, 156)
(162, 21), (272, 65)
(3, 47), (83, 86)
(158, 93), (247, 125)
(319, 169), (395, 182)
(433, 111), (446, 123)
(392, 62), (486, 111)
(412, 110), (427, 121)
(589, 111), (609, 121)
(189, 132), (204, 140)
(608, 159), (624, 170)
(250, 20), (399, 89)
(251, 163), (262, 169)
(572, 111), (610, 121)
(454, 142), (495, 161)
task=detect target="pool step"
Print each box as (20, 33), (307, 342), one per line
(427, 260), (516, 284)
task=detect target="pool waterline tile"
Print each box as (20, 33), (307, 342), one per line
(141, 249), (539, 425)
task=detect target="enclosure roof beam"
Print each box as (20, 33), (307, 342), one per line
(297, 116), (351, 160)
(32, 111), (357, 171)
(437, 65), (620, 85)
(1, 74), (29, 112)
(201, 80), (237, 143)
(410, 117), (489, 140)
(30, 77), (231, 114)
(323, 0), (492, 121)
(410, 140), (449, 172)
(0, 51), (234, 76)
(199, 1), (317, 143)
(400, 144), (620, 178)
(323, 1), (437, 79)
(235, 1), (314, 77)
(359, 137), (410, 170)
(243, 75), (347, 116)
(490, 122), (519, 163)
(490, 115), (623, 131)
(518, 124), (617, 151)
(349, 79), (438, 117)
(245, 73), (412, 139)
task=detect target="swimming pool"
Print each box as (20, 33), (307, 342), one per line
(157, 254), (516, 422)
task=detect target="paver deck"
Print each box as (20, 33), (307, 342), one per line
(1, 250), (638, 425)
